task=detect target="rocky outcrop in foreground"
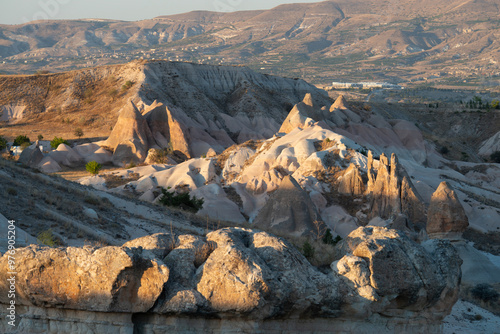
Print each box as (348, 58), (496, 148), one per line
(0, 227), (461, 333)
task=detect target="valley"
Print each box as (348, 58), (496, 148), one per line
(1, 1), (500, 89)
(0, 1), (500, 333)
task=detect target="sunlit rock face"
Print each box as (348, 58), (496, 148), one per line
(0, 227), (461, 333)
(426, 181), (469, 240)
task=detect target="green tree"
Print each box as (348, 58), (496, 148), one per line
(122, 80), (134, 91)
(74, 128), (84, 139)
(86, 161), (102, 175)
(158, 187), (204, 212)
(37, 134), (44, 141)
(37, 229), (57, 247)
(13, 135), (30, 146)
(491, 151), (500, 163)
(302, 241), (315, 259)
(109, 88), (118, 101)
(0, 136), (7, 151)
(50, 137), (69, 149)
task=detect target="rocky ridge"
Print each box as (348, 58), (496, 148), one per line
(70, 90), (500, 242)
(0, 226), (461, 333)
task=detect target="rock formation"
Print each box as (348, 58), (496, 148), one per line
(337, 163), (365, 196)
(0, 227), (462, 333)
(367, 153), (426, 228)
(165, 106), (191, 159)
(144, 101), (171, 148)
(0, 245), (169, 313)
(253, 175), (320, 237)
(330, 94), (349, 111)
(18, 142), (43, 168)
(104, 100), (156, 166)
(48, 143), (83, 167)
(426, 181), (469, 239)
(279, 93), (320, 133)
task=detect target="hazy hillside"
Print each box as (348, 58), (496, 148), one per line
(0, 60), (328, 143)
(1, 0), (499, 87)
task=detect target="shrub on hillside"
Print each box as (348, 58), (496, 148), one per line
(37, 229), (58, 247)
(13, 135), (30, 147)
(74, 128), (84, 139)
(86, 161), (102, 175)
(50, 136), (69, 149)
(491, 151), (500, 163)
(122, 80), (134, 91)
(158, 187), (204, 213)
(149, 147), (173, 164)
(471, 283), (500, 303)
(439, 146), (449, 155)
(0, 136), (7, 151)
(301, 241), (315, 259)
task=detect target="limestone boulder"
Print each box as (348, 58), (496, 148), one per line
(156, 235), (209, 314)
(0, 245), (169, 313)
(334, 226), (461, 317)
(123, 233), (175, 259)
(0, 227), (462, 325)
(253, 175), (320, 237)
(38, 156), (62, 173)
(426, 182), (469, 240)
(196, 228), (336, 317)
(18, 143), (43, 168)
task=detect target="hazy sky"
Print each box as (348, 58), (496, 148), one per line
(0, 0), (321, 25)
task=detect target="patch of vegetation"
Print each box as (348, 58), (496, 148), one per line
(301, 241), (315, 259)
(314, 138), (337, 152)
(158, 187), (204, 213)
(122, 80), (134, 91)
(148, 145), (173, 164)
(0, 136), (7, 151)
(491, 151), (500, 163)
(471, 284), (500, 303)
(13, 135), (30, 147)
(439, 146), (449, 155)
(37, 134), (44, 141)
(322, 229), (342, 246)
(7, 187), (17, 196)
(103, 172), (140, 189)
(50, 137), (69, 149)
(37, 229), (58, 247)
(108, 88), (118, 100)
(74, 128), (84, 139)
(86, 161), (102, 175)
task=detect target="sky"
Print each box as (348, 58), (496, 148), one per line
(0, 0), (321, 25)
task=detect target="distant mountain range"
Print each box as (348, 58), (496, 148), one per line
(1, 0), (500, 87)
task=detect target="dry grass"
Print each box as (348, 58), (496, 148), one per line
(461, 283), (500, 316)
(194, 241), (217, 267)
(52, 165), (120, 182)
(0, 63), (138, 142)
(313, 138), (338, 152)
(102, 172), (140, 189)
